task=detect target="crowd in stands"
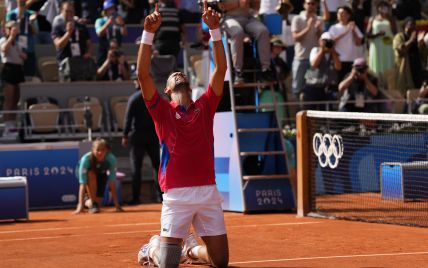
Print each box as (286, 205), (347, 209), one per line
(2, 0), (428, 138)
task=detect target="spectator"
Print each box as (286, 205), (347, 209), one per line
(51, 1), (93, 63)
(270, 37), (290, 94)
(411, 80), (428, 114)
(322, 0), (348, 29)
(338, 58), (380, 112)
(0, 21), (26, 137)
(277, 0), (296, 70)
(291, 0), (324, 99)
(303, 31), (341, 110)
(6, 0), (38, 78)
(95, 0), (128, 66)
(121, 71), (162, 205)
(121, 0), (150, 24)
(152, 0), (182, 59)
(26, 0), (54, 44)
(74, 138), (123, 214)
(350, 0), (371, 34)
(366, 0), (397, 86)
(220, 0), (273, 85)
(393, 17), (427, 94)
(96, 39), (130, 80)
(329, 5), (364, 82)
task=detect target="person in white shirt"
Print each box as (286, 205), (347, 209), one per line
(328, 5), (363, 82)
(322, 0), (349, 28)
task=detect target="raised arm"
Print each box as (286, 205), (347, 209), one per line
(137, 4), (162, 101)
(202, 0), (226, 97)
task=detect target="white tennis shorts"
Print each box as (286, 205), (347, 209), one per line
(160, 185), (226, 239)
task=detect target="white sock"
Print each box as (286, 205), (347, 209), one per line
(190, 245), (202, 258)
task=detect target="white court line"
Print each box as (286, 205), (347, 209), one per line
(1, 235), (82, 242)
(104, 229), (160, 235)
(105, 222), (159, 227)
(229, 251), (428, 265)
(0, 222), (160, 234)
(229, 222), (320, 228)
(0, 221), (320, 235)
(0, 221), (321, 242)
(0, 226), (90, 234)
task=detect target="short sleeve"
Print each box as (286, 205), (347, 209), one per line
(106, 153), (117, 181)
(197, 84), (222, 116)
(291, 16), (301, 33)
(78, 153), (91, 184)
(309, 47), (320, 63)
(144, 91), (170, 125)
(51, 19), (63, 40)
(95, 18), (104, 34)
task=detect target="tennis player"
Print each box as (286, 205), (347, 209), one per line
(136, 1), (228, 267)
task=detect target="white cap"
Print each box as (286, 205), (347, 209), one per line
(320, 32), (332, 40)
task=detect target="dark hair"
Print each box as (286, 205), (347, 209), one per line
(337, 5), (353, 17)
(404, 16), (415, 26)
(376, 0), (390, 9)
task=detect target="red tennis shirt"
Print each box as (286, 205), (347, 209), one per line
(144, 85), (222, 191)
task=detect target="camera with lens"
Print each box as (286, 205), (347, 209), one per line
(198, 0), (223, 14)
(356, 66), (367, 74)
(323, 39), (335, 49)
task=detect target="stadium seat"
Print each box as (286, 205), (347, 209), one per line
(68, 97), (103, 132)
(113, 102), (127, 130)
(28, 102), (60, 133)
(38, 57), (59, 82)
(110, 96), (129, 130)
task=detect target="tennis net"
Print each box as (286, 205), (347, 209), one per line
(297, 111), (428, 227)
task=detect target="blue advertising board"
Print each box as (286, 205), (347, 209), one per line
(0, 143), (80, 209)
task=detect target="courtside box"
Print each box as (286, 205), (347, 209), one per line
(381, 161), (428, 200)
(0, 176), (29, 221)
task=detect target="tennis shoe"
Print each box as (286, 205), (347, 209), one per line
(181, 233), (204, 264)
(88, 202), (99, 214)
(138, 235), (160, 266)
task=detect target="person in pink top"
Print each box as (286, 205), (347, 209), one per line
(136, 1), (228, 268)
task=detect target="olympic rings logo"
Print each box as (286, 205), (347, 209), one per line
(312, 133), (344, 169)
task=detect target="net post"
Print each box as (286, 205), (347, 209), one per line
(296, 111), (310, 217)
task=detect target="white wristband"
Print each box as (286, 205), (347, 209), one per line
(209, 28), (222, 42)
(141, 30), (154, 45)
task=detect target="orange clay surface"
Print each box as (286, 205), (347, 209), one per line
(1, 203), (428, 267)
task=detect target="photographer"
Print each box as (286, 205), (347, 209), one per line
(95, 0), (128, 66)
(96, 39), (130, 81)
(338, 57), (380, 112)
(303, 32), (341, 110)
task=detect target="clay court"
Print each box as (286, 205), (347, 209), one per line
(1, 204), (428, 268)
